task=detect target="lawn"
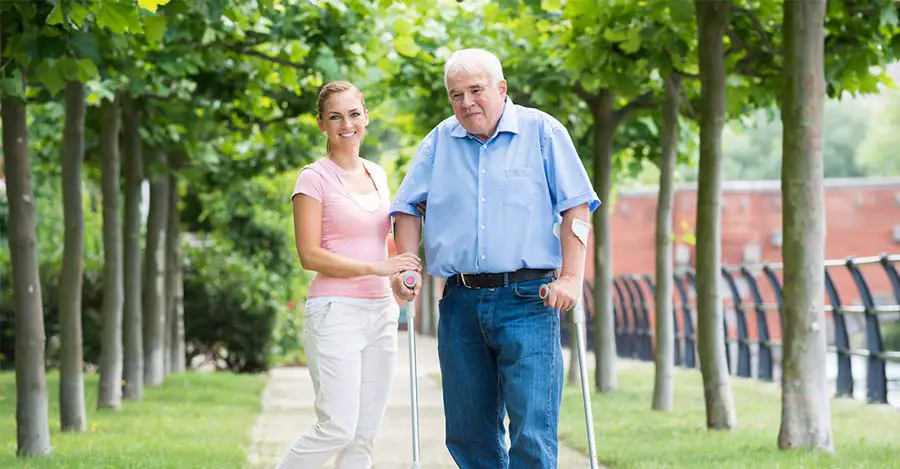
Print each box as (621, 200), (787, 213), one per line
(559, 360), (900, 468)
(0, 370), (267, 468)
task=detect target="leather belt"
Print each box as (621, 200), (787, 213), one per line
(451, 268), (556, 289)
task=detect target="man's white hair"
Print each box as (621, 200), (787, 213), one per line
(443, 48), (505, 91)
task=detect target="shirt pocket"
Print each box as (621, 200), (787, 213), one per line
(502, 168), (543, 208)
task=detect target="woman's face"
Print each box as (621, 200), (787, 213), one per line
(318, 90), (368, 151)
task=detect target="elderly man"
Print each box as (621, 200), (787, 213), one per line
(390, 48), (599, 468)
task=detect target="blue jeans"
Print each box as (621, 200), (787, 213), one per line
(437, 275), (563, 469)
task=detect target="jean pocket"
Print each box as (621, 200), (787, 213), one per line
(512, 279), (550, 299)
(439, 279), (455, 303)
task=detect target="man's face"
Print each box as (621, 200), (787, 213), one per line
(446, 68), (507, 141)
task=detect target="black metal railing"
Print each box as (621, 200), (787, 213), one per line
(562, 253), (900, 406)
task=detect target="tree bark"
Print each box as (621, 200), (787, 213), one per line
(166, 171), (186, 374)
(122, 97), (144, 400)
(777, 0), (833, 452)
(592, 90), (618, 393)
(3, 67), (52, 457)
(97, 97), (123, 410)
(59, 80), (87, 430)
(694, 0), (738, 430)
(143, 150), (169, 387)
(652, 74), (680, 412)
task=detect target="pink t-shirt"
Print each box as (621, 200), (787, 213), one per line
(292, 157), (392, 299)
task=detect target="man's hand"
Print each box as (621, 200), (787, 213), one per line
(542, 273), (581, 311)
(391, 270), (422, 301)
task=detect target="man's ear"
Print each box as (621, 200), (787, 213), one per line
(498, 79), (508, 97)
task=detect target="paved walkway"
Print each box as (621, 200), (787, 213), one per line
(247, 332), (595, 468)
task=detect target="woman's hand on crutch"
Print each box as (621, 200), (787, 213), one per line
(539, 274), (580, 311)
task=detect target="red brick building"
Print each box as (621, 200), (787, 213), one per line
(584, 178), (900, 341)
(592, 178), (900, 291)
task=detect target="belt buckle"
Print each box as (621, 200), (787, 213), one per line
(459, 273), (475, 289)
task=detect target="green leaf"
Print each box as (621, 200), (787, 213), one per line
(0, 69), (25, 99)
(394, 35), (420, 58)
(46, 4), (64, 25)
(76, 59), (99, 82)
(542, 0), (562, 11)
(35, 61), (67, 96)
(70, 32), (100, 63)
(97, 2), (130, 34)
(201, 27), (217, 45)
(393, 18), (413, 36)
(603, 29), (628, 42)
(145, 15), (167, 42)
(281, 66), (297, 91)
(881, 6), (898, 28)
(621, 28), (642, 53)
(70, 3), (91, 27)
(139, 0), (171, 13)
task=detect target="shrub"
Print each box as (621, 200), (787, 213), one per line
(182, 236), (288, 373)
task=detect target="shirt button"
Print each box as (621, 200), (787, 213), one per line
(481, 169), (485, 174)
(481, 255), (486, 260)
(480, 225), (485, 230)
(481, 197), (485, 202)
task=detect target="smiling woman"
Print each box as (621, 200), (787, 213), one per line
(278, 81), (421, 468)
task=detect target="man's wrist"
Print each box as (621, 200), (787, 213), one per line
(558, 271), (582, 283)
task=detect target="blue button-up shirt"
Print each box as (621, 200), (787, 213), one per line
(390, 98), (600, 278)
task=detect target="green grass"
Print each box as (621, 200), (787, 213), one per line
(0, 370), (267, 468)
(559, 361), (900, 468)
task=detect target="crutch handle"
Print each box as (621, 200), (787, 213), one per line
(402, 271), (418, 290)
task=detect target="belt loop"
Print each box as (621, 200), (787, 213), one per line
(503, 272), (509, 287)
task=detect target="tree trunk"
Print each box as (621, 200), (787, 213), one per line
(166, 171), (186, 374)
(122, 97), (144, 400)
(97, 97), (123, 410)
(694, 0), (737, 430)
(3, 68), (52, 457)
(652, 75), (680, 412)
(143, 150), (169, 387)
(777, 0), (833, 452)
(592, 91), (618, 393)
(59, 80), (87, 430)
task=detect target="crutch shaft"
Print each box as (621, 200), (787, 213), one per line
(407, 303), (421, 466)
(574, 310), (599, 469)
(540, 285), (599, 469)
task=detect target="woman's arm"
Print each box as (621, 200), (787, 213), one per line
(293, 194), (419, 278)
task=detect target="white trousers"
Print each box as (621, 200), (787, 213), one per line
(276, 296), (399, 469)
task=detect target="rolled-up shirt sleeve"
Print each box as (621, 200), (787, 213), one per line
(390, 130), (436, 217)
(542, 118), (601, 215)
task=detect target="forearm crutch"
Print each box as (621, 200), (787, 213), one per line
(401, 272), (422, 468)
(540, 284), (599, 469)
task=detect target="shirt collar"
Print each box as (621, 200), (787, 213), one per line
(450, 96), (519, 139)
